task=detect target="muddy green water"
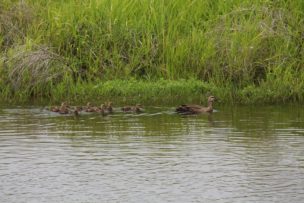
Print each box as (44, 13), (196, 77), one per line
(0, 105), (304, 202)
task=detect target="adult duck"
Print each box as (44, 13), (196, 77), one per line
(176, 96), (216, 114)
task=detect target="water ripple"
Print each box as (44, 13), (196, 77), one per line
(0, 106), (304, 202)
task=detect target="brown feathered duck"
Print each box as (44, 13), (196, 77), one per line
(122, 104), (143, 113)
(95, 104), (107, 116)
(50, 106), (60, 112)
(105, 101), (113, 113)
(176, 96), (216, 114)
(84, 102), (95, 112)
(72, 106), (83, 116)
(58, 102), (70, 114)
(49, 102), (68, 112)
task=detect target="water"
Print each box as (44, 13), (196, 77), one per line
(0, 105), (304, 202)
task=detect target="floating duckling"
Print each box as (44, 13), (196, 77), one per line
(75, 106), (83, 112)
(49, 102), (67, 112)
(49, 106), (60, 112)
(58, 102), (69, 114)
(122, 104), (143, 113)
(72, 106), (83, 116)
(84, 102), (95, 112)
(104, 101), (113, 113)
(95, 104), (107, 116)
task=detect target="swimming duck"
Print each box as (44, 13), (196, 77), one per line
(122, 104), (143, 113)
(84, 102), (95, 112)
(95, 104), (107, 116)
(72, 106), (83, 116)
(58, 102), (69, 114)
(50, 106), (60, 112)
(75, 106), (83, 112)
(176, 96), (216, 114)
(49, 102), (67, 112)
(105, 101), (113, 113)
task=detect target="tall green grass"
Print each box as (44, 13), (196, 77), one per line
(0, 0), (304, 103)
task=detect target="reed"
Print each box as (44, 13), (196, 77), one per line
(0, 0), (303, 104)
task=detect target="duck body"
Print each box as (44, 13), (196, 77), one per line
(49, 102), (68, 113)
(105, 102), (113, 113)
(176, 104), (213, 114)
(176, 96), (216, 114)
(122, 104), (142, 113)
(94, 104), (107, 116)
(84, 102), (95, 112)
(122, 106), (132, 112)
(50, 106), (60, 112)
(58, 105), (69, 114)
(72, 106), (83, 116)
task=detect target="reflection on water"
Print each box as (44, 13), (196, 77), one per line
(0, 105), (304, 202)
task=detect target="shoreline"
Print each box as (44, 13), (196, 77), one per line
(1, 79), (302, 105)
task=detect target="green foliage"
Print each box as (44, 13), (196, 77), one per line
(0, 0), (303, 104)
(46, 79), (214, 105)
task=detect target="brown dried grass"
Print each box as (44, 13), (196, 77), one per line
(7, 45), (70, 90)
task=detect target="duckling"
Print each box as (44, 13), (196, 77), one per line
(58, 102), (69, 114)
(75, 106), (83, 112)
(84, 102), (95, 112)
(49, 102), (67, 112)
(176, 96), (216, 114)
(105, 101), (113, 113)
(95, 104), (107, 116)
(122, 104), (143, 113)
(72, 106), (82, 116)
(49, 106), (60, 112)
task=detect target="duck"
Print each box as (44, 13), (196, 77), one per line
(58, 102), (69, 114)
(49, 106), (60, 112)
(74, 106), (83, 112)
(105, 101), (113, 113)
(95, 104), (107, 116)
(49, 102), (68, 112)
(176, 96), (216, 114)
(122, 104), (143, 113)
(84, 102), (95, 112)
(72, 106), (83, 116)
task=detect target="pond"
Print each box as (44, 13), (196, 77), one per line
(0, 104), (304, 202)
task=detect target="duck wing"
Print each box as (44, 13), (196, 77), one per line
(176, 104), (201, 114)
(176, 104), (212, 114)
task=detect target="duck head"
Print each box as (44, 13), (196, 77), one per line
(61, 102), (68, 107)
(208, 96), (216, 103)
(107, 102), (112, 107)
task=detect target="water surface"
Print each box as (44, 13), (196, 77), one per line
(0, 105), (304, 202)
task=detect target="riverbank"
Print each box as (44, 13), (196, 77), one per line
(1, 1), (303, 104)
(1, 79), (302, 105)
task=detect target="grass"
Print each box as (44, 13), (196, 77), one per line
(0, 0), (304, 104)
